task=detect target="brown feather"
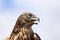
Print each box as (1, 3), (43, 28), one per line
(8, 12), (41, 40)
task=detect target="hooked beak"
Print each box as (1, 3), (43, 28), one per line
(38, 18), (40, 22)
(31, 16), (40, 24)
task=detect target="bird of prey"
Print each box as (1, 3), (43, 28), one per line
(6, 12), (41, 40)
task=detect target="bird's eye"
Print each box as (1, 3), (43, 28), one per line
(29, 14), (32, 17)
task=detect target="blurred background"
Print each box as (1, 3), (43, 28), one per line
(0, 0), (60, 40)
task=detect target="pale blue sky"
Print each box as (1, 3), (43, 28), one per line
(0, 0), (60, 40)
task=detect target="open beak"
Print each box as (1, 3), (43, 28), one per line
(31, 16), (40, 24)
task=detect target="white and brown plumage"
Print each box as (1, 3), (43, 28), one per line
(6, 12), (41, 40)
